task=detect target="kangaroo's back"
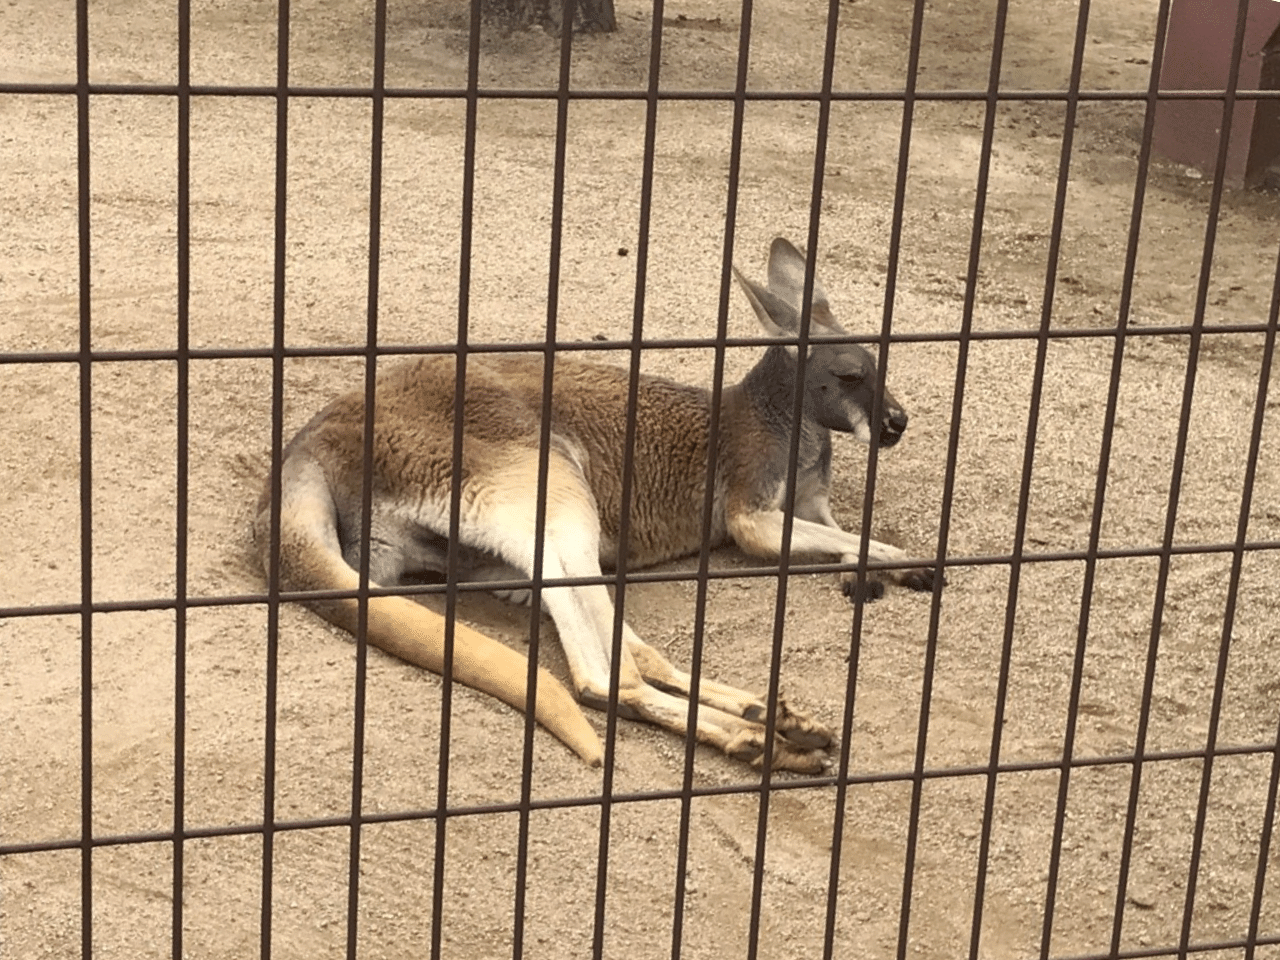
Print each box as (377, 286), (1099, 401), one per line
(287, 354), (727, 569)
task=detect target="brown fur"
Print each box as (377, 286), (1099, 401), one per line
(255, 238), (938, 770)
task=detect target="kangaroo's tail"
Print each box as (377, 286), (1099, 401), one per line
(254, 456), (604, 767)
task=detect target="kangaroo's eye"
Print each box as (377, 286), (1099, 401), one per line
(835, 372), (865, 384)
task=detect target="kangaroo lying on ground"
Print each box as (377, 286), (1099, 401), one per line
(255, 238), (938, 771)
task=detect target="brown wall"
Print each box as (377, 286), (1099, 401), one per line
(1152, 0), (1280, 185)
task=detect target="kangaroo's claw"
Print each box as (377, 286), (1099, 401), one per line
(841, 574), (886, 603)
(898, 566), (944, 592)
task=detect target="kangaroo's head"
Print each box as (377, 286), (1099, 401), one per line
(734, 237), (908, 448)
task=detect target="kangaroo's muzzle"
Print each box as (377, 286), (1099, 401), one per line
(879, 408), (909, 447)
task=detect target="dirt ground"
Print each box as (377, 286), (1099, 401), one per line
(3, 0), (1280, 958)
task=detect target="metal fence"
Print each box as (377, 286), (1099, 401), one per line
(2, 0), (1279, 958)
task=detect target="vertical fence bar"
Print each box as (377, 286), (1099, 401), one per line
(344, 1), (391, 955)
(1174, 4), (1256, 953)
(920, 2), (1010, 958)
(1242, 245), (1280, 960)
(668, 0), (756, 950)
(955, 0), (1016, 955)
(1012, 2), (1093, 956)
(591, 2), (669, 952)
(876, 2), (933, 958)
(74, 0), (94, 954)
(1099, 5), (1175, 954)
(260, 2), (294, 956)
(172, 1), (193, 955)
(430, 0), (486, 953)
(745, 0), (843, 954)
(511, 3), (580, 956)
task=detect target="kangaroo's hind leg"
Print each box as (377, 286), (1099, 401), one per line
(620, 634), (835, 751)
(481, 449), (836, 772)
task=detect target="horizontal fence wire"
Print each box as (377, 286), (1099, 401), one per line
(7, 538), (1280, 621)
(1, 321), (1278, 366)
(4, 739), (1276, 856)
(3, 0), (1279, 957)
(4, 82), (1280, 101)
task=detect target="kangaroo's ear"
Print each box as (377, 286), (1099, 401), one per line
(766, 237), (845, 332)
(734, 267), (801, 356)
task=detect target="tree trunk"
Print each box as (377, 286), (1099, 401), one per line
(575, 0), (617, 32)
(487, 0), (616, 33)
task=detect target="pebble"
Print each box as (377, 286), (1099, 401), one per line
(1127, 886), (1157, 909)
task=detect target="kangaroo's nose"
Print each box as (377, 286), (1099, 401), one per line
(879, 409), (908, 448)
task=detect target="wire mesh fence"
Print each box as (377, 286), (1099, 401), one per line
(1, 0), (1279, 958)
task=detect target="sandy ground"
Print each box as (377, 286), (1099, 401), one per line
(3, 0), (1280, 958)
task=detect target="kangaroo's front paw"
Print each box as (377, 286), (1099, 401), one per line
(841, 574), (886, 603)
(896, 565), (945, 592)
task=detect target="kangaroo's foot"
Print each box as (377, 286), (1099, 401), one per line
(578, 637), (837, 773)
(608, 684), (835, 774)
(896, 565), (944, 592)
(840, 575), (886, 603)
(840, 563), (944, 601)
